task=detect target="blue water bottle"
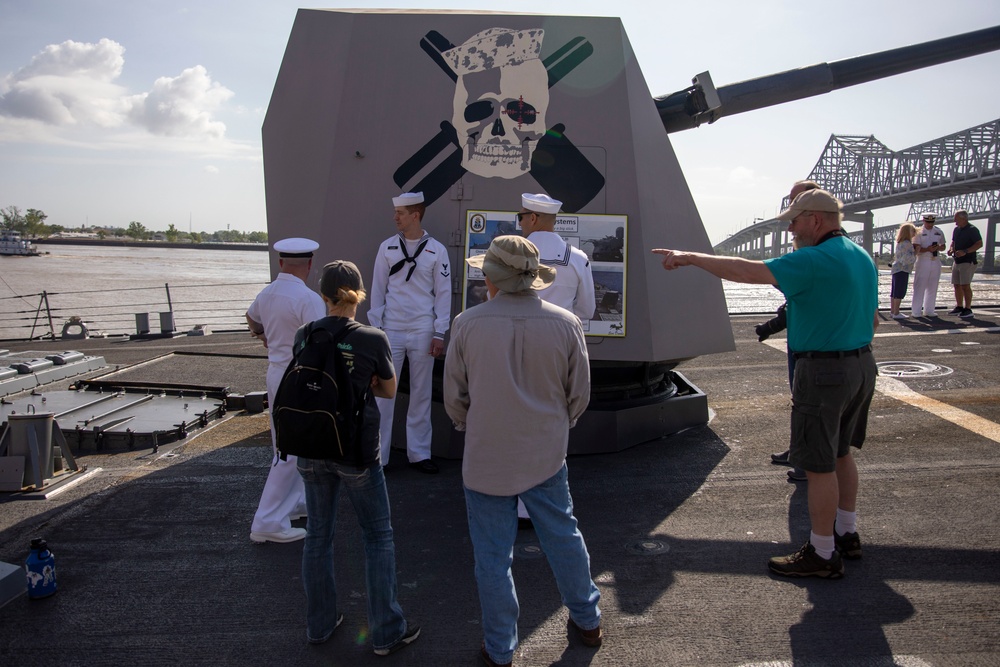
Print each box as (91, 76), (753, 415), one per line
(25, 538), (57, 599)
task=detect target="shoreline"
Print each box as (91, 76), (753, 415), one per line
(31, 237), (268, 251)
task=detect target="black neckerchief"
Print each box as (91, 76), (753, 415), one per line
(388, 235), (428, 281)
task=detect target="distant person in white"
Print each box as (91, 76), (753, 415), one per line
(246, 237), (326, 543)
(910, 212), (946, 318)
(516, 192), (595, 526)
(368, 192), (452, 473)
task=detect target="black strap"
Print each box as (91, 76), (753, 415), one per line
(388, 237), (428, 281)
(816, 229), (847, 245)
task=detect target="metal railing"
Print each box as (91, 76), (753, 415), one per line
(0, 282), (268, 341)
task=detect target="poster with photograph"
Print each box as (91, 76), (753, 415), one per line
(461, 210), (627, 337)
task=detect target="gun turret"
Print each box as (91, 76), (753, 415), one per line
(656, 24), (1000, 133)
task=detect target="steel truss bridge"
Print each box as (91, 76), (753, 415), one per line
(713, 118), (1000, 272)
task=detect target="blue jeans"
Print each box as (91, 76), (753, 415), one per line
(464, 463), (601, 664)
(297, 458), (407, 648)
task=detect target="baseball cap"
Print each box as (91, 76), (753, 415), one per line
(776, 189), (843, 222)
(320, 260), (365, 301)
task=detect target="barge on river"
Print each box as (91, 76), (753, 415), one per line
(0, 231), (41, 257)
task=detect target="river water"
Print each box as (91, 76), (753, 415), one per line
(1, 244), (998, 341)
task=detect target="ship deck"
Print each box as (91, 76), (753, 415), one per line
(1, 309), (999, 666)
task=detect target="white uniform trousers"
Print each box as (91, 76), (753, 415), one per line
(250, 362), (306, 534)
(377, 328), (435, 465)
(911, 258), (942, 317)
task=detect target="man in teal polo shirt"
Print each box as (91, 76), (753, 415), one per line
(652, 188), (878, 579)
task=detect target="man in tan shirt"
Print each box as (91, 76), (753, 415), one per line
(444, 235), (601, 666)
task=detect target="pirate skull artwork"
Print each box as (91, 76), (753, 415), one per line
(443, 28), (549, 179)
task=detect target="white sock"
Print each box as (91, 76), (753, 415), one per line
(810, 531), (835, 560)
(836, 509), (857, 536)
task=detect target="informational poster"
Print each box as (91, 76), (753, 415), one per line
(461, 210), (627, 337)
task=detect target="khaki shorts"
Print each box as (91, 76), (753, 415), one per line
(951, 262), (976, 285)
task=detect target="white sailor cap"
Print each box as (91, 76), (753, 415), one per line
(393, 192), (424, 207)
(920, 212), (937, 221)
(521, 193), (562, 215)
(273, 237), (319, 257)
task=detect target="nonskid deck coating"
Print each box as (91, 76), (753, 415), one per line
(0, 311), (998, 666)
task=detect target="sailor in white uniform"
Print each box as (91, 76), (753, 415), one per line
(519, 193), (596, 322)
(369, 192), (452, 473)
(246, 237), (326, 543)
(911, 212), (946, 318)
(516, 193), (596, 525)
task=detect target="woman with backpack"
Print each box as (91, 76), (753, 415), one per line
(286, 260), (420, 655)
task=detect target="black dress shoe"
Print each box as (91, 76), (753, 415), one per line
(410, 459), (439, 474)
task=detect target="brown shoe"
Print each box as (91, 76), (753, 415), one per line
(568, 618), (603, 647)
(480, 643), (512, 667)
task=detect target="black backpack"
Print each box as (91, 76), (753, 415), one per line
(272, 319), (368, 464)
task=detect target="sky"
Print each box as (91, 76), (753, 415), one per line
(2, 0), (999, 244)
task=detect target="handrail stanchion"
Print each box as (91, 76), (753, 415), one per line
(43, 290), (55, 339)
(28, 292), (42, 341)
(28, 291), (51, 341)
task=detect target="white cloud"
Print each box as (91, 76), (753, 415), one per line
(0, 38), (128, 127)
(0, 38), (235, 144)
(125, 66), (233, 139)
(203, 165), (220, 174)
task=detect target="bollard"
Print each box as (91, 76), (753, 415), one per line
(159, 311), (176, 334)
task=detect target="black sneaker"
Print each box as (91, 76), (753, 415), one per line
(959, 308), (974, 319)
(768, 542), (844, 579)
(374, 625), (421, 656)
(835, 531), (863, 560)
(787, 468), (807, 482)
(948, 306), (964, 315)
(770, 450), (791, 466)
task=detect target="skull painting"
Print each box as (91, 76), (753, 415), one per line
(443, 28), (549, 179)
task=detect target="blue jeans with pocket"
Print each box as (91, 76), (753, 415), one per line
(464, 463), (601, 664)
(297, 458), (407, 648)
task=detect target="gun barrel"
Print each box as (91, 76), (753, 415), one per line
(657, 24), (1000, 133)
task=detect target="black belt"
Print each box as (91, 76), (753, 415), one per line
(794, 344), (871, 360)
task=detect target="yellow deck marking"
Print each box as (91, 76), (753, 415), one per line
(760, 335), (1000, 443)
(875, 375), (1000, 443)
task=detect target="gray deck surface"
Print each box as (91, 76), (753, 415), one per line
(1, 310), (999, 666)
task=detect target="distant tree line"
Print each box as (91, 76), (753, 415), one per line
(1, 206), (50, 236)
(1, 205), (267, 244)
